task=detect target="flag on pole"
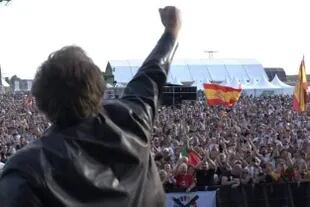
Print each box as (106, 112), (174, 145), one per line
(187, 150), (202, 168)
(180, 147), (202, 168)
(203, 83), (242, 107)
(180, 146), (188, 158)
(293, 57), (308, 112)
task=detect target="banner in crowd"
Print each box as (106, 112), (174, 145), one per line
(166, 191), (216, 207)
(293, 56), (308, 112)
(203, 83), (242, 107)
(180, 148), (202, 168)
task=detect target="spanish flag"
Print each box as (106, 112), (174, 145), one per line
(293, 57), (308, 112)
(203, 83), (242, 107)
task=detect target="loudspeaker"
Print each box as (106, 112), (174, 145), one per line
(160, 86), (197, 105)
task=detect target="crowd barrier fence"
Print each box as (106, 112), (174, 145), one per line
(166, 182), (310, 207)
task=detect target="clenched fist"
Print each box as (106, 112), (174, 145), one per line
(159, 6), (181, 38)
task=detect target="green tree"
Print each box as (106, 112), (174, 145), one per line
(5, 75), (20, 91)
(0, 0), (11, 4)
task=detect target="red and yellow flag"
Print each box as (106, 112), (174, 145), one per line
(203, 83), (242, 107)
(293, 57), (308, 112)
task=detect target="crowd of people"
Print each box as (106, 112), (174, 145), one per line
(1, 92), (310, 192)
(153, 95), (310, 192)
(0, 92), (50, 169)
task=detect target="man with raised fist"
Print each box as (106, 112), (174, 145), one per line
(0, 6), (181, 207)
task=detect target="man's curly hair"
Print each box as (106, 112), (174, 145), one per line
(32, 46), (105, 127)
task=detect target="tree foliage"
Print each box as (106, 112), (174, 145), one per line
(0, 0), (11, 4)
(5, 75), (20, 87)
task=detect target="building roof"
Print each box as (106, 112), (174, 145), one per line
(264, 67), (287, 82)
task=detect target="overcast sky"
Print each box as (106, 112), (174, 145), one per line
(0, 0), (309, 79)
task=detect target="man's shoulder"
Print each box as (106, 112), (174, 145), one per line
(1, 140), (43, 177)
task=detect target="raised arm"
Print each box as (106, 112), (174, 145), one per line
(121, 6), (181, 125)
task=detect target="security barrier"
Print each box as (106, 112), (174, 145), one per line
(166, 182), (310, 207)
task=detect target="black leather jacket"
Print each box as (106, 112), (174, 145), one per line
(0, 32), (177, 207)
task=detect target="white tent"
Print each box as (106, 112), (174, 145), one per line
(222, 76), (232, 86)
(271, 74), (294, 95)
(230, 77), (241, 88)
(256, 76), (280, 89)
(108, 59), (293, 96)
(173, 77), (183, 85)
(1, 78), (9, 87)
(239, 77), (255, 96)
(241, 76), (282, 96)
(238, 78), (250, 90)
(271, 75), (293, 88)
(109, 58), (267, 89)
(225, 76), (231, 84)
(243, 77), (258, 89)
(239, 77), (249, 85)
(0, 78), (9, 94)
(204, 78), (211, 84)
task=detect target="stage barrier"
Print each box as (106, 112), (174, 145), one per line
(166, 182), (310, 207)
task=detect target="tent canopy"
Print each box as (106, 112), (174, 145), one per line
(271, 74), (294, 88)
(255, 76), (280, 89)
(1, 78), (9, 87)
(109, 58), (268, 89)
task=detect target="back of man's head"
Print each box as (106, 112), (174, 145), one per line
(32, 46), (105, 127)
